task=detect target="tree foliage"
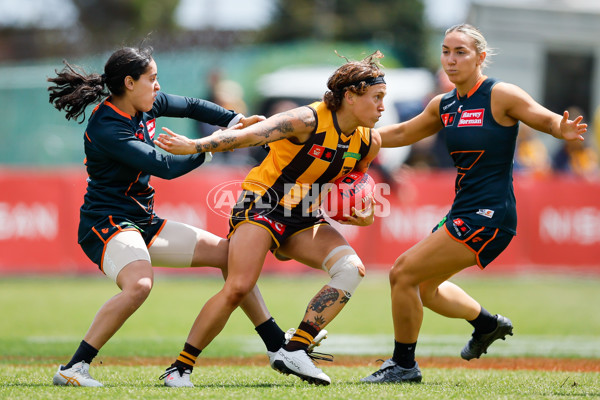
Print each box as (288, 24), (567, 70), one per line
(72, 0), (180, 49)
(257, 0), (427, 67)
(0, 0), (183, 61)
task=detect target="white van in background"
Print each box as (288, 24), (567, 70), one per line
(255, 66), (435, 171)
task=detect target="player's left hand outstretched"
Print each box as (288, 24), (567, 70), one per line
(154, 128), (197, 155)
(339, 197), (375, 227)
(560, 110), (587, 141)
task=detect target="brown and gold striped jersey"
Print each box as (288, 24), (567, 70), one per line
(241, 101), (372, 218)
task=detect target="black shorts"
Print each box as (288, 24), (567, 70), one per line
(78, 215), (166, 269)
(228, 190), (328, 252)
(433, 216), (514, 269)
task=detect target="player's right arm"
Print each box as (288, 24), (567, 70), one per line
(378, 94), (445, 148)
(89, 121), (207, 180)
(155, 106), (317, 155)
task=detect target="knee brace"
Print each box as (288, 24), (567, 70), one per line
(321, 245), (365, 297)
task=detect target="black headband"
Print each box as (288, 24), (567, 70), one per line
(347, 75), (386, 88)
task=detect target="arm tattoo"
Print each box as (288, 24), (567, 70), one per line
(195, 107), (316, 152)
(299, 109), (317, 131)
(253, 118), (295, 142)
(340, 291), (351, 304)
(195, 134), (238, 153)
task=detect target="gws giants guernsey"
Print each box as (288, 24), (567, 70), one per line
(242, 101), (372, 218)
(439, 78), (519, 234)
(79, 91), (234, 239)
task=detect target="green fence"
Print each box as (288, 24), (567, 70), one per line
(0, 41), (398, 166)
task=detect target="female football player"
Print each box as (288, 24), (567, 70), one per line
(47, 45), (285, 387)
(360, 23), (587, 383)
(154, 51), (384, 386)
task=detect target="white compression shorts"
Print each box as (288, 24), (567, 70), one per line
(102, 220), (203, 282)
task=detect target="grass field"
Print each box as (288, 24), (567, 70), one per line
(1, 271), (599, 399)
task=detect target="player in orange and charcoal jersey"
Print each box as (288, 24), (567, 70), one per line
(47, 45), (285, 387)
(154, 51), (384, 386)
(360, 24), (587, 384)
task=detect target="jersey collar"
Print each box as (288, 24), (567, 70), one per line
(456, 75), (488, 100)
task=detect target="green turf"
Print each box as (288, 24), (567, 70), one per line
(2, 365), (599, 400)
(1, 272), (599, 359)
(1, 272), (599, 398)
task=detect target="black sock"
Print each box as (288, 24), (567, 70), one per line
(468, 307), (498, 334)
(64, 340), (98, 369)
(392, 341), (417, 369)
(172, 342), (202, 372)
(255, 317), (286, 352)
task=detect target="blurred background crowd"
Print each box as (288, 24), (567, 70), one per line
(0, 0), (599, 182)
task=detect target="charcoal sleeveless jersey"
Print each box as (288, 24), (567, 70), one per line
(439, 78), (519, 234)
(241, 101), (372, 219)
(78, 91), (235, 241)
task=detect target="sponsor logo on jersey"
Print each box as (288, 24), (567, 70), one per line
(457, 108), (484, 127)
(308, 144), (337, 162)
(442, 100), (456, 111)
(253, 214), (286, 234)
(135, 122), (145, 141)
(146, 119), (156, 139)
(476, 209), (495, 218)
(342, 151), (361, 160)
(441, 113), (456, 127)
(452, 218), (471, 237)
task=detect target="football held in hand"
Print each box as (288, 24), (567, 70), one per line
(323, 171), (375, 221)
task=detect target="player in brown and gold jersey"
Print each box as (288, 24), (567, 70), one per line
(156, 51), (385, 385)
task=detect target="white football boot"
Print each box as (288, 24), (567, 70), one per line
(160, 366), (194, 387)
(52, 361), (103, 387)
(267, 328), (329, 368)
(272, 347), (331, 385)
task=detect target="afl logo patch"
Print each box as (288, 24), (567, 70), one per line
(308, 144), (337, 162)
(452, 218), (471, 237)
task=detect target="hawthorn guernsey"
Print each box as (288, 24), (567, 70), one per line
(323, 171), (375, 221)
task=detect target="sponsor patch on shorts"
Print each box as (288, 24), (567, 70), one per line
(452, 218), (471, 237)
(253, 214), (286, 235)
(476, 209), (495, 218)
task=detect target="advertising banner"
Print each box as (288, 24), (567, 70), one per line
(1, 167), (598, 274)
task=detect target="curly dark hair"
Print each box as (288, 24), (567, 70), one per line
(323, 50), (385, 111)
